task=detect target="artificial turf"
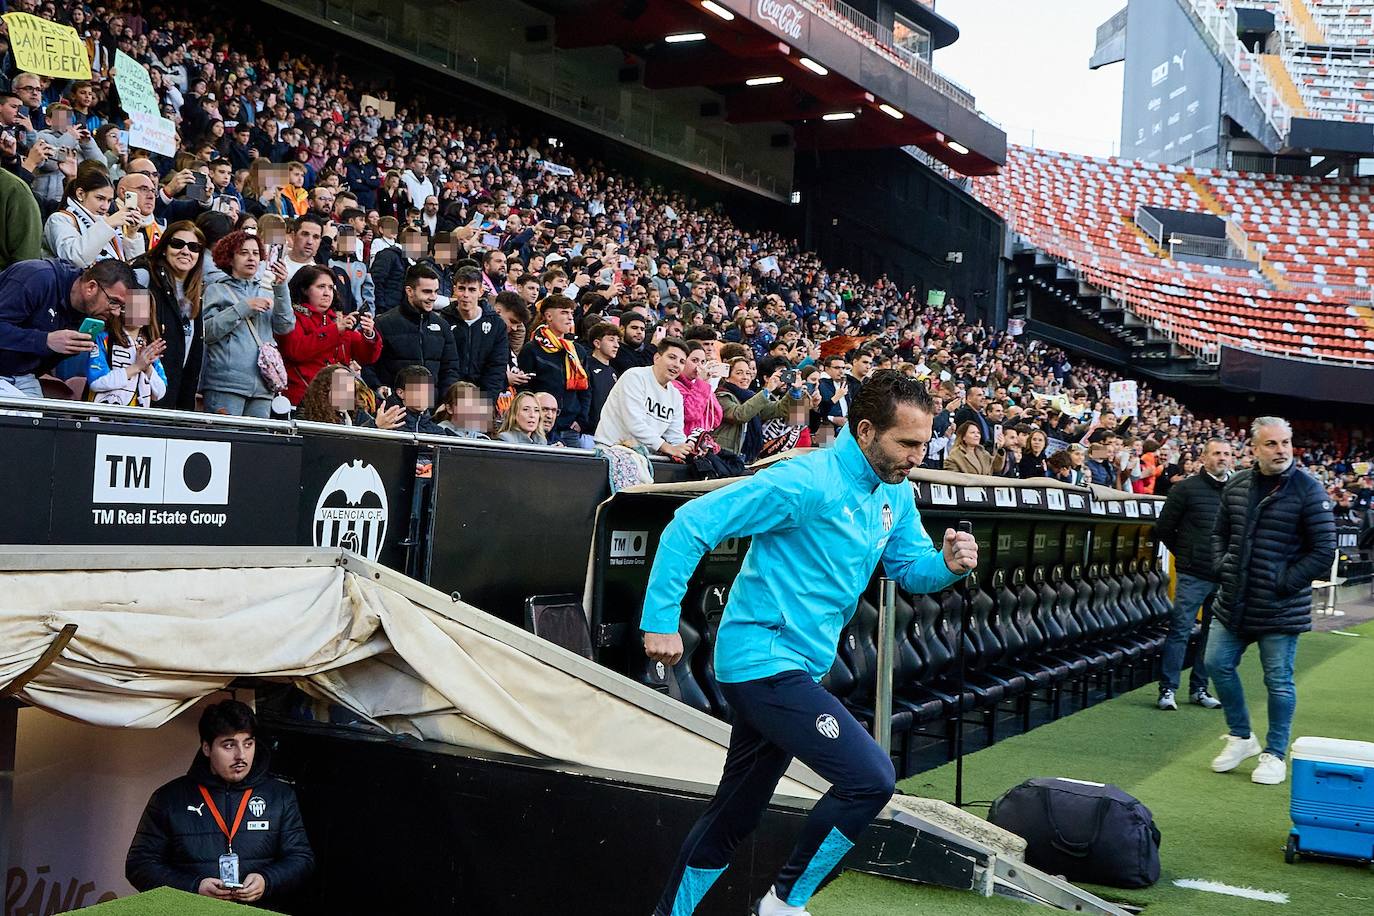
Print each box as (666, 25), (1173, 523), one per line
(73, 888), (281, 914)
(812, 620), (1374, 915)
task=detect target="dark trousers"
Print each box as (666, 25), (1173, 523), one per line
(653, 671), (895, 915)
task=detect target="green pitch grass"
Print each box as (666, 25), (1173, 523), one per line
(74, 888), (281, 914)
(813, 620), (1374, 915)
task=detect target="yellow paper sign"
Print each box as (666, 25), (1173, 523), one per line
(2, 12), (93, 80)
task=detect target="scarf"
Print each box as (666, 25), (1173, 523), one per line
(64, 200), (125, 262)
(533, 325), (588, 391)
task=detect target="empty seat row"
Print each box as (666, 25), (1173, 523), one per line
(641, 517), (1176, 777)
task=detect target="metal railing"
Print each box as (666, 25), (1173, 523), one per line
(799, 0), (980, 114)
(1183, 0), (1293, 138)
(1167, 232), (1237, 260)
(270, 0), (791, 199)
(1134, 206), (1165, 245)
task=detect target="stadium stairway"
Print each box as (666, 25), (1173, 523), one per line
(1288, 0), (1331, 44)
(1262, 53), (1315, 117)
(1010, 243), (1221, 384)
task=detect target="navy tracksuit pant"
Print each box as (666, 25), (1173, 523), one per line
(653, 670), (896, 915)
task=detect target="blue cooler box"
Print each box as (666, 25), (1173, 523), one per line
(1288, 736), (1374, 864)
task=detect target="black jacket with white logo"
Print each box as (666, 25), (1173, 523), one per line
(440, 301), (510, 400)
(126, 746), (314, 900)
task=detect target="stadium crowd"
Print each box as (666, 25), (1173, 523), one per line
(0, 0), (1370, 509)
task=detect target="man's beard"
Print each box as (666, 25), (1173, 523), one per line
(862, 443), (911, 484)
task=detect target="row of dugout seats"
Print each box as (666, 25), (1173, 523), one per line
(639, 519), (1185, 777)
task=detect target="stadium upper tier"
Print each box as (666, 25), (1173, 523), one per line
(972, 146), (1374, 363)
(1236, 0), (1374, 123)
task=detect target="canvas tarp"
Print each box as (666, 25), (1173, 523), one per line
(0, 558), (820, 796)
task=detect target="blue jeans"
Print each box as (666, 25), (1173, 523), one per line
(1159, 573), (1216, 694)
(1204, 625), (1299, 759)
(202, 389), (273, 418)
(0, 374), (43, 398)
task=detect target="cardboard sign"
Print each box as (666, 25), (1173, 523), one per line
(128, 111), (177, 157)
(360, 94), (396, 118)
(113, 49), (160, 115)
(926, 289), (946, 307)
(3, 12), (93, 79)
(754, 255), (779, 274)
(1109, 380), (1139, 418)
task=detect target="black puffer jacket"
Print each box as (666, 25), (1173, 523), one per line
(440, 301), (510, 400)
(1154, 470), (1226, 580)
(1210, 465), (1337, 635)
(126, 746), (313, 900)
(364, 300), (460, 394)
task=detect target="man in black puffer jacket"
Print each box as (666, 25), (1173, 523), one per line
(1153, 437), (1232, 712)
(365, 264), (460, 395)
(127, 700), (313, 904)
(1205, 417), (1337, 787)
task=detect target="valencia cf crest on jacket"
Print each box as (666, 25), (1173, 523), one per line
(313, 460), (389, 560)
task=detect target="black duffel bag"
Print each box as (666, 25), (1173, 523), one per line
(989, 777), (1161, 888)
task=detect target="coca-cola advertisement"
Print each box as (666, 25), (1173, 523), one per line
(757, 0), (805, 40)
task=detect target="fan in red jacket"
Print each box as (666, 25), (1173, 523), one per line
(277, 265), (383, 405)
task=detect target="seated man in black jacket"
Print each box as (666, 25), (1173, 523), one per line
(365, 263), (460, 396)
(126, 700), (313, 904)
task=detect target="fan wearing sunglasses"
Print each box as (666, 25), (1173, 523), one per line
(130, 221), (207, 411)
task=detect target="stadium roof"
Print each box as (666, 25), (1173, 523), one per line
(538, 0), (1005, 173)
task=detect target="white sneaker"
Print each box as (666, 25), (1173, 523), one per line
(1157, 689), (1178, 711)
(754, 888), (811, 916)
(1252, 752), (1287, 785)
(1211, 733), (1262, 772)
(1191, 689), (1222, 709)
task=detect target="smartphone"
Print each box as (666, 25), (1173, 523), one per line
(78, 317), (105, 337)
(267, 243), (284, 264)
(123, 191), (139, 210)
(994, 423), (1004, 441)
(189, 172), (209, 203)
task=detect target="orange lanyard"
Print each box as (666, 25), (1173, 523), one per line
(199, 785), (253, 852)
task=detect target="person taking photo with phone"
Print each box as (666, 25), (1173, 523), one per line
(84, 281), (167, 407)
(0, 257), (138, 399)
(201, 229), (294, 417)
(43, 170), (145, 266)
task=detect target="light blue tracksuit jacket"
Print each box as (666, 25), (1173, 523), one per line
(641, 427), (965, 684)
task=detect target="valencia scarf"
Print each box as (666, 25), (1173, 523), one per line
(63, 200), (126, 262)
(533, 325), (588, 391)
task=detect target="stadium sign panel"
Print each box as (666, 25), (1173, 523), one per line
(757, 0), (805, 40)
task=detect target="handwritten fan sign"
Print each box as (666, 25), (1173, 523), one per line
(360, 94), (395, 118)
(129, 111), (177, 157)
(2, 12), (92, 80)
(114, 49), (159, 115)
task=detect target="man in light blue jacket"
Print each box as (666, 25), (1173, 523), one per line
(642, 371), (978, 916)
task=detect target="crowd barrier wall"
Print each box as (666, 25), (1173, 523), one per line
(0, 400), (692, 623)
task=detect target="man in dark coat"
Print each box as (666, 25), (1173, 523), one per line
(365, 263), (460, 394)
(1206, 417), (1337, 786)
(126, 700), (313, 903)
(1154, 437), (1231, 711)
(439, 265), (509, 401)
(518, 295), (590, 447)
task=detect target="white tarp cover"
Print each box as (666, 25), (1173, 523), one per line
(0, 564), (818, 795)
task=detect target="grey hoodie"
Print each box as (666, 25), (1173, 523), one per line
(201, 274), (294, 398)
(31, 129), (102, 204)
